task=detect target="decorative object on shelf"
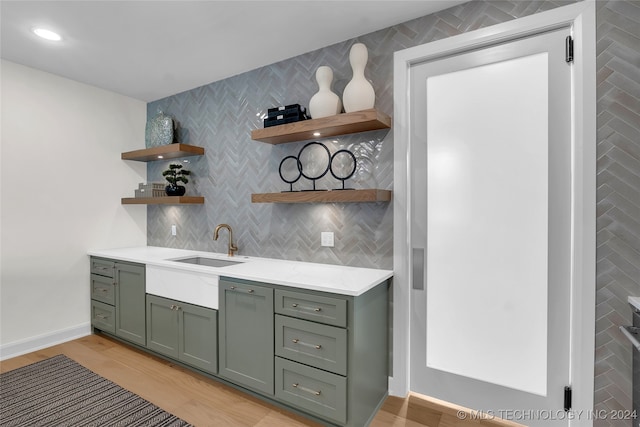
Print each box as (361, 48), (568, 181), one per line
(145, 110), (177, 146)
(264, 104), (308, 128)
(330, 149), (357, 190)
(279, 155), (302, 192)
(343, 43), (375, 113)
(309, 66), (342, 119)
(278, 143), (359, 192)
(297, 141), (331, 191)
(134, 182), (165, 198)
(162, 163), (191, 196)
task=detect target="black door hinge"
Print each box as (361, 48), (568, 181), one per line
(565, 36), (574, 63)
(564, 386), (572, 411)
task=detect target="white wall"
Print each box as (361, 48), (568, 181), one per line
(0, 60), (147, 356)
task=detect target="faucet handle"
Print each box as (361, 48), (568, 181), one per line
(229, 243), (238, 256)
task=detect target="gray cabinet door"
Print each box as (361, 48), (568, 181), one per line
(91, 273), (115, 305)
(147, 295), (218, 374)
(115, 262), (146, 346)
(146, 295), (179, 358)
(91, 300), (116, 334)
(219, 278), (274, 395)
(179, 301), (217, 375)
(275, 357), (347, 425)
(275, 315), (347, 376)
(90, 258), (114, 277)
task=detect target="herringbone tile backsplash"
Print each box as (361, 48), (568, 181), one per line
(146, 0), (639, 421)
(595, 2), (640, 426)
(147, 0), (574, 270)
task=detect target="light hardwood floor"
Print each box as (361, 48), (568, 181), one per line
(0, 334), (519, 427)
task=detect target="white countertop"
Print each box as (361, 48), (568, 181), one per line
(88, 246), (393, 297)
(629, 296), (640, 312)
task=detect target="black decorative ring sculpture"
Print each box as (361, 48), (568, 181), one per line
(278, 155), (302, 192)
(297, 141), (331, 191)
(330, 149), (357, 190)
(278, 142), (358, 192)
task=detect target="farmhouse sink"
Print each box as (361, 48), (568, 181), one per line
(170, 256), (242, 268)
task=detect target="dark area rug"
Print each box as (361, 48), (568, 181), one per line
(0, 354), (191, 426)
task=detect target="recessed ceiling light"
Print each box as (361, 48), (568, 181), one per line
(157, 155), (164, 159)
(32, 28), (62, 41)
(313, 132), (321, 137)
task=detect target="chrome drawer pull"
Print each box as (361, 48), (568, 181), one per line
(96, 314), (108, 320)
(292, 383), (321, 396)
(291, 303), (323, 313)
(228, 286), (253, 294)
(291, 339), (322, 350)
(169, 305), (182, 311)
(98, 288), (108, 293)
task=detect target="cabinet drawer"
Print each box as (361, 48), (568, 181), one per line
(275, 315), (347, 376)
(275, 357), (347, 425)
(275, 289), (347, 327)
(91, 274), (115, 305)
(91, 300), (115, 334)
(90, 257), (114, 278)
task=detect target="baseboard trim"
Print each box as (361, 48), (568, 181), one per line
(0, 323), (91, 361)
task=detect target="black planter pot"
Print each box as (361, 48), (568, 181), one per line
(165, 185), (186, 196)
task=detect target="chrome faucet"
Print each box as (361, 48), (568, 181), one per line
(213, 224), (238, 257)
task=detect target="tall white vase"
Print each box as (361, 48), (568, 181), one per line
(343, 43), (375, 113)
(309, 66), (342, 119)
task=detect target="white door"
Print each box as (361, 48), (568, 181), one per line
(409, 26), (573, 425)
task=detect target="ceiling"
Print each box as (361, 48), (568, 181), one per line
(0, 1), (465, 102)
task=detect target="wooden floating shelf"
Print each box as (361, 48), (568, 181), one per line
(121, 143), (205, 162)
(121, 196), (205, 205)
(251, 109), (391, 144)
(251, 189), (391, 204)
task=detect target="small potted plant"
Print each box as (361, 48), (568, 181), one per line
(162, 163), (191, 196)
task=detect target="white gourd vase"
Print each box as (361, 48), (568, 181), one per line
(343, 43), (375, 113)
(309, 66), (342, 119)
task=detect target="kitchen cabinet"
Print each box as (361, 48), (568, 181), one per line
(146, 294), (217, 375)
(219, 277), (388, 426)
(89, 249), (391, 427)
(218, 278), (274, 395)
(90, 257), (146, 346)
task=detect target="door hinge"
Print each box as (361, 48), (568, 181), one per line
(564, 386), (572, 411)
(565, 36), (574, 63)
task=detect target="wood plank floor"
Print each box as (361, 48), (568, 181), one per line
(0, 334), (519, 427)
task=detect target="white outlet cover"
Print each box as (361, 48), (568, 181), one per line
(171, 224), (177, 236)
(321, 232), (334, 247)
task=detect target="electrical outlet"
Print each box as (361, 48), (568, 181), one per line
(321, 232), (334, 247)
(171, 224), (177, 236)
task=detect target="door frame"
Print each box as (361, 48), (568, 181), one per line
(392, 1), (596, 423)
